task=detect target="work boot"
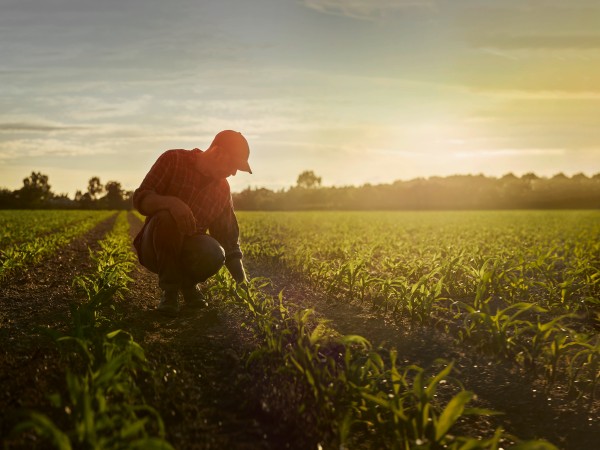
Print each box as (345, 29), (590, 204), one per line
(181, 284), (209, 309)
(157, 290), (179, 317)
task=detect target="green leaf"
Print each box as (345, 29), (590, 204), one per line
(426, 363), (453, 396)
(12, 412), (73, 450)
(435, 391), (473, 441)
(361, 392), (390, 408)
(340, 334), (371, 349)
(120, 418), (149, 439)
(106, 329), (125, 339)
(462, 407), (502, 416)
(510, 440), (560, 450)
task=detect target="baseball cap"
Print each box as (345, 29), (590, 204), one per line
(211, 130), (252, 174)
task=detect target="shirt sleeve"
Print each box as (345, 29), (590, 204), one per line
(132, 150), (175, 214)
(209, 200), (243, 261)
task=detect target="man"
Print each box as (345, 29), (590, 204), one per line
(132, 130), (251, 316)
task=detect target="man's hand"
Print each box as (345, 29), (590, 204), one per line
(167, 197), (196, 235)
(139, 192), (196, 235)
(225, 258), (247, 284)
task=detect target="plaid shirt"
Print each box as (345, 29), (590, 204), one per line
(132, 148), (242, 261)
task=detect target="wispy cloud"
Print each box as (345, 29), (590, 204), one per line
(0, 138), (117, 160)
(39, 95), (154, 121)
(472, 89), (600, 100)
(473, 34), (600, 50)
(0, 122), (87, 132)
(301, 0), (436, 20)
(454, 149), (566, 159)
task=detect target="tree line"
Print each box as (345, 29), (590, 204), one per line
(0, 172), (132, 210)
(233, 170), (600, 210)
(1, 170), (599, 210)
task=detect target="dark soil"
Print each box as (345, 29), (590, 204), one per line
(2, 212), (598, 450)
(0, 213), (118, 447)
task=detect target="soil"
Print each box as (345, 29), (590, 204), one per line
(0, 213), (119, 447)
(1, 212), (598, 449)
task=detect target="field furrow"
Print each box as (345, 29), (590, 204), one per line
(0, 212), (118, 446)
(0, 210), (116, 282)
(244, 256), (599, 450)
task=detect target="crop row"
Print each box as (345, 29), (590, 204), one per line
(237, 211), (600, 400)
(13, 212), (173, 449)
(0, 210), (115, 283)
(208, 271), (558, 449)
(0, 210), (113, 250)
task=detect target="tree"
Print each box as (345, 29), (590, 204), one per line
(75, 191), (94, 209)
(571, 172), (588, 181)
(521, 172), (539, 181)
(500, 172), (518, 182)
(0, 188), (16, 208)
(87, 177), (104, 199)
(17, 171), (52, 207)
(104, 181), (124, 209)
(551, 172), (568, 180)
(296, 170), (322, 189)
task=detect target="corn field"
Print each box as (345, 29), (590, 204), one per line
(1, 209), (598, 449)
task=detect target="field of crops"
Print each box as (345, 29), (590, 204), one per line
(0, 209), (598, 449)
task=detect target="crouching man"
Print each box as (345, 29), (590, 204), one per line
(132, 130), (251, 316)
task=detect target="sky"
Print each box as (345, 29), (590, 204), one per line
(1, 0), (599, 197)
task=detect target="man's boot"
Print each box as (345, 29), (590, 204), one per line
(181, 284), (209, 309)
(157, 290), (179, 316)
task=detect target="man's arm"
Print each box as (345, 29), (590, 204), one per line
(133, 150), (196, 236)
(138, 193), (196, 235)
(209, 204), (247, 284)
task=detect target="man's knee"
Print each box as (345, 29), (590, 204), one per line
(195, 235), (226, 267)
(138, 210), (183, 273)
(181, 235), (225, 282)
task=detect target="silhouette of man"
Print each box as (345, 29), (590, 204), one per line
(132, 130), (251, 316)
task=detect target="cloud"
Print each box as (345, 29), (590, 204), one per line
(473, 90), (600, 100)
(0, 138), (117, 160)
(473, 34), (600, 50)
(40, 95), (154, 121)
(0, 122), (87, 132)
(453, 149), (566, 159)
(455, 2), (600, 62)
(301, 0), (436, 20)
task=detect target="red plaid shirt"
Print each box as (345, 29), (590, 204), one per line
(132, 148), (242, 260)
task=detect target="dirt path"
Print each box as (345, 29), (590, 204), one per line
(245, 257), (600, 450)
(0, 213), (118, 447)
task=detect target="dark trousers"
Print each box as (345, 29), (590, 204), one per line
(138, 210), (225, 292)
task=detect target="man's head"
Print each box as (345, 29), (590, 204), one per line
(208, 130), (252, 177)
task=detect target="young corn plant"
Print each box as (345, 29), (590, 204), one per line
(521, 315), (570, 371)
(13, 212), (173, 450)
(0, 211), (115, 283)
(400, 270), (445, 325)
(457, 302), (545, 360)
(218, 273), (556, 449)
(567, 338), (599, 404)
(16, 330), (171, 450)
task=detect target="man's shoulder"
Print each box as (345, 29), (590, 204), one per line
(155, 148), (197, 166)
(161, 148), (202, 160)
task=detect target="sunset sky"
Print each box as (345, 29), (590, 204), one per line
(1, 0), (599, 197)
